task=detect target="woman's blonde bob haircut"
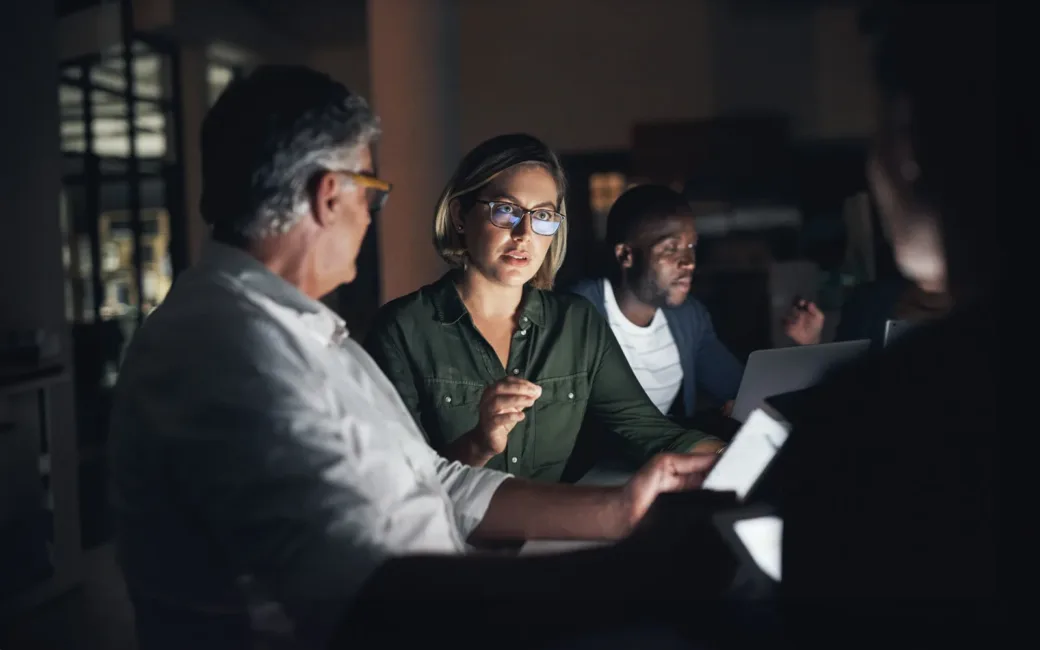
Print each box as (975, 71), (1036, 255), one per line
(433, 133), (568, 290)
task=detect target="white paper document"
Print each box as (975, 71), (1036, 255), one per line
(733, 516), (783, 581)
(702, 408), (789, 500)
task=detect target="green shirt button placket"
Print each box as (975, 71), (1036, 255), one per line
(508, 317), (532, 472)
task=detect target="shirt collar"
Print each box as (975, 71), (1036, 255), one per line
(429, 272), (546, 328)
(198, 240), (349, 346)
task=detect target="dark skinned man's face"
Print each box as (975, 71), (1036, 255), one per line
(623, 214), (697, 308)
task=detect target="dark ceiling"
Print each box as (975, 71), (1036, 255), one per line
(58, 0), (863, 45)
(57, 0), (366, 45)
(57, 0), (105, 17)
(235, 0), (367, 46)
(240, 0), (863, 44)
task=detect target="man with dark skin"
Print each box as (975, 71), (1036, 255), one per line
(571, 185), (744, 427)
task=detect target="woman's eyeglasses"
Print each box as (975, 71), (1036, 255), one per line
(342, 172), (392, 213)
(477, 200), (565, 236)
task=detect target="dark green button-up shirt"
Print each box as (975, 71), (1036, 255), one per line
(364, 273), (714, 482)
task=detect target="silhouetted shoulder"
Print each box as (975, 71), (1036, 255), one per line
(830, 299), (992, 403)
(780, 298), (996, 601)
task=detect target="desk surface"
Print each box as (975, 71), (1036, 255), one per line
(574, 464), (633, 487)
(518, 464), (634, 555)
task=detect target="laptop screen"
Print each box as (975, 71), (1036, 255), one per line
(731, 339), (870, 423)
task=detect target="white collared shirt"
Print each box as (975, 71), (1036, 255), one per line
(110, 241), (510, 648)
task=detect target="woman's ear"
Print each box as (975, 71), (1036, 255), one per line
(449, 199), (464, 233)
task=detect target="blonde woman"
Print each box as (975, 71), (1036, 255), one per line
(364, 134), (722, 482)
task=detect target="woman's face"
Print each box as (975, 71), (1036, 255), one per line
(868, 97), (946, 290)
(452, 164), (561, 288)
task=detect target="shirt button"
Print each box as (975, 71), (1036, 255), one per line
(511, 456), (519, 463)
(512, 368), (520, 375)
(519, 329), (527, 336)
(444, 396), (452, 403)
(568, 392), (574, 399)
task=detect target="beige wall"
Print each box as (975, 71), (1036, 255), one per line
(300, 0), (877, 303)
(307, 0), (717, 154)
(169, 0), (876, 303)
(457, 0), (716, 151)
(312, 0), (875, 155)
(366, 0), (458, 305)
(310, 42), (371, 99)
(710, 1), (816, 135)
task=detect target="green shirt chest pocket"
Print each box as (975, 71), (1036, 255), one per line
(527, 373), (591, 473)
(422, 380), (484, 450)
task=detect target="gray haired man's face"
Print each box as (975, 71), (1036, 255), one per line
(316, 145), (375, 288)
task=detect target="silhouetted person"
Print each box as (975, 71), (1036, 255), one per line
(779, 2), (996, 645)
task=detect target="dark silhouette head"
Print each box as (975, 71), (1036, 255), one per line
(862, 2), (996, 303)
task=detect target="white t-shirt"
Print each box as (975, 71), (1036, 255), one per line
(602, 279), (684, 414)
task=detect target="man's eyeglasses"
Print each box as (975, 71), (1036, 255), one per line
(477, 200), (565, 236)
(342, 172), (392, 213)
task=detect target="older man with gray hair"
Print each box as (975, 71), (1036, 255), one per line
(110, 65), (733, 650)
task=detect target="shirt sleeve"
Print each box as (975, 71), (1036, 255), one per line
(585, 310), (718, 462)
(430, 455), (512, 538)
(162, 319), (467, 641)
(691, 303), (744, 401)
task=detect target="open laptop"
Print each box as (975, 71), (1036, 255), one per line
(730, 339), (870, 423)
